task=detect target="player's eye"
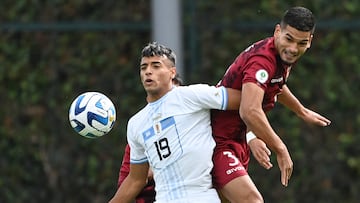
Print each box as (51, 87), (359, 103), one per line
(140, 65), (147, 70)
(152, 63), (161, 69)
(298, 42), (308, 47)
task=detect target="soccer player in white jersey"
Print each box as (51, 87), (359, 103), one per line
(109, 42), (241, 203)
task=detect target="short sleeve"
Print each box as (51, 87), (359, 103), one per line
(242, 56), (276, 90)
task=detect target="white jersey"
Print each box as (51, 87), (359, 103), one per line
(127, 84), (228, 203)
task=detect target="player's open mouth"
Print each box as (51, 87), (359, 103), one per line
(144, 79), (153, 85)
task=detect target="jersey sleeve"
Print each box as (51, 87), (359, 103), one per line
(127, 119), (148, 164)
(178, 85), (228, 110)
(242, 55), (276, 90)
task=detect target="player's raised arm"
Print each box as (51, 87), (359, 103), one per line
(278, 85), (331, 126)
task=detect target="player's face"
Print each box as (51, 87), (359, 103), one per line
(140, 56), (176, 102)
(274, 24), (313, 65)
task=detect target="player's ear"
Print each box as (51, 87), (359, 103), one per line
(307, 34), (313, 49)
(171, 67), (176, 79)
(274, 24), (281, 37)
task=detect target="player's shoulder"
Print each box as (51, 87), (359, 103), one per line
(127, 104), (150, 126)
(173, 84), (225, 99)
(246, 37), (277, 70)
(175, 84), (227, 107)
(250, 37), (275, 56)
(175, 84), (223, 92)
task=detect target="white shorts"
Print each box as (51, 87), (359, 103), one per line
(154, 189), (221, 203)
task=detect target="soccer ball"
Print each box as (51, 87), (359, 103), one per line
(69, 92), (116, 138)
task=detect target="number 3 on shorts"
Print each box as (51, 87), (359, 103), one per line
(223, 151), (240, 167)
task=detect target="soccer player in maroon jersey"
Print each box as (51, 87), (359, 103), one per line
(211, 7), (331, 202)
(117, 74), (183, 203)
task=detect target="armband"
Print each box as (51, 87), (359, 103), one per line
(246, 131), (257, 144)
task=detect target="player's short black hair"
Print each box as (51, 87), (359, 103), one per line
(141, 42), (176, 66)
(281, 6), (316, 34)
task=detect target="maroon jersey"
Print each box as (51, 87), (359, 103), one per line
(211, 37), (292, 147)
(118, 144), (155, 203)
(118, 144), (131, 187)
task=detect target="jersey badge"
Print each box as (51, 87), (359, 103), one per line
(154, 122), (162, 134)
(255, 69), (269, 84)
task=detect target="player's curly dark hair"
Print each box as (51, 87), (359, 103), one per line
(281, 6), (316, 34)
(141, 42), (176, 67)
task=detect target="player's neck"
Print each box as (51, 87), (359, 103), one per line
(146, 86), (173, 103)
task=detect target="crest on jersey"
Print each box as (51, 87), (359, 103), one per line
(154, 122), (162, 134)
(255, 69), (269, 84)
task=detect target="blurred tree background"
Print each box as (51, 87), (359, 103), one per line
(1, 0), (359, 202)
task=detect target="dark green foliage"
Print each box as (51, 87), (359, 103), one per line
(1, 0), (359, 202)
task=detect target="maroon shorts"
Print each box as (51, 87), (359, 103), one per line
(212, 141), (250, 189)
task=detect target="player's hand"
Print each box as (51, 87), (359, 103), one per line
(248, 138), (273, 169)
(299, 108), (331, 127)
(275, 144), (293, 187)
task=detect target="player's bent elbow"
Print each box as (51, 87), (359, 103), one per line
(239, 107), (256, 123)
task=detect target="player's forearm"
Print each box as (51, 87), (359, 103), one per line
(109, 177), (146, 203)
(240, 107), (286, 154)
(278, 85), (306, 117)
